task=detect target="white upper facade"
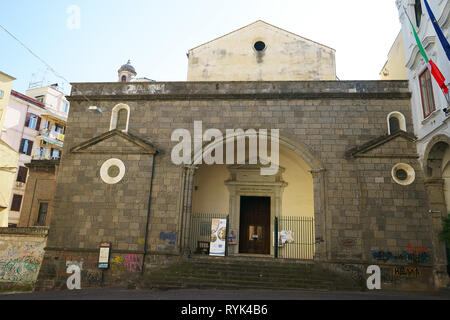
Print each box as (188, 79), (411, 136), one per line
(26, 84), (70, 121)
(396, 0), (450, 162)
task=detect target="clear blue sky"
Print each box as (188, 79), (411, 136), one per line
(0, 0), (401, 95)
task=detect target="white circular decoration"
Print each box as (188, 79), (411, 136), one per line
(100, 158), (126, 184)
(391, 163), (415, 186)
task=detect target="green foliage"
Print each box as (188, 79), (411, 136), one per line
(440, 215), (450, 246)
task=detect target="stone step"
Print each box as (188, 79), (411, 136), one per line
(148, 267), (341, 282)
(145, 271), (342, 284)
(154, 261), (336, 277)
(139, 278), (361, 291)
(142, 258), (363, 291)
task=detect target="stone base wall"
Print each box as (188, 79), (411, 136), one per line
(325, 261), (435, 291)
(0, 227), (48, 291)
(35, 248), (182, 291)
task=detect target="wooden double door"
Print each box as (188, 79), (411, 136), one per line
(239, 196), (271, 255)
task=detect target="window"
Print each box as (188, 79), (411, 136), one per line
(16, 166), (28, 183)
(415, 0), (422, 27)
(36, 202), (48, 226)
(254, 41), (266, 52)
(55, 123), (65, 134)
(25, 113), (41, 130)
(19, 139), (33, 156)
(62, 102), (70, 113)
(51, 148), (60, 159)
(0, 90), (4, 99)
(110, 104), (130, 132)
(387, 112), (406, 134)
(11, 194), (23, 212)
(121, 75), (127, 82)
(389, 117), (400, 134)
(392, 163), (416, 186)
(419, 69), (436, 118)
(117, 109), (128, 131)
(35, 95), (44, 103)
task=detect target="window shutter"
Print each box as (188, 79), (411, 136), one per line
(11, 194), (23, 212)
(17, 166), (28, 183)
(25, 113), (31, 128)
(36, 117), (41, 131)
(19, 139), (25, 154)
(27, 140), (33, 156)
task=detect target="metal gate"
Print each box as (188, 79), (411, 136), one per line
(275, 216), (315, 260)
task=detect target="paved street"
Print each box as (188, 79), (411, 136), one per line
(1, 287), (450, 300)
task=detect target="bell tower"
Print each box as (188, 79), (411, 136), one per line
(118, 60), (137, 82)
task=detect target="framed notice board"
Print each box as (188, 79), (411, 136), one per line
(98, 242), (111, 269)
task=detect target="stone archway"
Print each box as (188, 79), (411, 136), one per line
(180, 132), (329, 261)
(422, 134), (450, 286)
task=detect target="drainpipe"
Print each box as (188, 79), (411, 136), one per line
(141, 152), (157, 276)
(178, 166), (188, 254)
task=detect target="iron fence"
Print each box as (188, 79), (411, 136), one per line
(189, 213), (315, 260)
(276, 216), (315, 260)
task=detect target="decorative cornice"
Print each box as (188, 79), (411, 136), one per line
(346, 130), (418, 159)
(406, 36), (436, 69)
(68, 81), (411, 102)
(70, 129), (159, 155)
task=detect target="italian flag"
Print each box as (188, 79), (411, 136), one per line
(407, 16), (449, 94)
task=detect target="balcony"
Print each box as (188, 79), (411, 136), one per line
(37, 129), (65, 147)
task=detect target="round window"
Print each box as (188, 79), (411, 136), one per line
(395, 169), (408, 181)
(254, 41), (266, 52)
(100, 158), (126, 184)
(391, 163), (415, 186)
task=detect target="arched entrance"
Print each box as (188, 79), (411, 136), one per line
(423, 134), (450, 281)
(181, 132), (327, 260)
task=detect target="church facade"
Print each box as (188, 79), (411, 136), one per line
(36, 21), (448, 290)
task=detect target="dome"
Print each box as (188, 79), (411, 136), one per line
(118, 60), (137, 75)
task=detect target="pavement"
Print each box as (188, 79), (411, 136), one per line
(1, 287), (450, 300)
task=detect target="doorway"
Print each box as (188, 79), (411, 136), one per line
(239, 196), (271, 255)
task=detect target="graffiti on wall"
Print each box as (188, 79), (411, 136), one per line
(0, 241), (45, 284)
(110, 254), (143, 273)
(159, 232), (177, 245)
(370, 246), (431, 264)
(392, 266), (423, 278)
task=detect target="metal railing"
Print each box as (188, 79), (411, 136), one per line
(189, 212), (228, 254)
(275, 216), (315, 260)
(189, 213), (315, 260)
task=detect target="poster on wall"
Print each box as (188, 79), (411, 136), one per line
(210, 219), (227, 256)
(228, 229), (237, 245)
(277, 231), (295, 247)
(98, 242), (111, 269)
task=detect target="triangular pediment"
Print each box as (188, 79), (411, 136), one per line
(71, 130), (158, 155)
(189, 20), (334, 53)
(346, 131), (418, 159)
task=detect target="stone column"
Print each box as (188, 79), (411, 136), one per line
(310, 168), (328, 262)
(180, 165), (197, 255)
(424, 178), (449, 289)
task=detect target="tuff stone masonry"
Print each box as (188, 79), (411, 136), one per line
(35, 80), (448, 290)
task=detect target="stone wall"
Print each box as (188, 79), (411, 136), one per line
(0, 227), (48, 291)
(19, 160), (59, 228)
(35, 80), (443, 290)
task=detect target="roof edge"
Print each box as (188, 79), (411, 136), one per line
(188, 20), (335, 52)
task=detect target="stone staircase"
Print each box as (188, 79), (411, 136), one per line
(139, 256), (364, 291)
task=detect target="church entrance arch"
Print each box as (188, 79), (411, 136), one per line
(187, 133), (328, 260)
